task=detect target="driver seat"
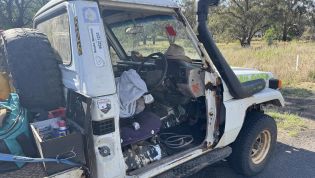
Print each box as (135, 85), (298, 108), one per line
(116, 69), (161, 146)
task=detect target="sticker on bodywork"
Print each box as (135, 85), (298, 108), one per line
(74, 16), (83, 55)
(88, 25), (106, 67)
(83, 7), (100, 23)
(237, 73), (269, 83)
(97, 99), (112, 114)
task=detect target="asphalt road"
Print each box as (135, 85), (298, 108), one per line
(193, 141), (315, 178)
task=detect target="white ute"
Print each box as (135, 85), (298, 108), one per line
(1, 0), (284, 177)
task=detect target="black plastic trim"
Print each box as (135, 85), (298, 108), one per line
(92, 118), (115, 136)
(269, 78), (279, 89)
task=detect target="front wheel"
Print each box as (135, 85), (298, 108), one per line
(228, 112), (277, 176)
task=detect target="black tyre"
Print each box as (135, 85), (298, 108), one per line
(228, 111), (277, 176)
(0, 28), (64, 111)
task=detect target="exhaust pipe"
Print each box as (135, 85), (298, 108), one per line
(197, 0), (266, 99)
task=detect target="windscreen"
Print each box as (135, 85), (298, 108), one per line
(107, 14), (199, 60)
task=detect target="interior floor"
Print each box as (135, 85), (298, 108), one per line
(159, 119), (206, 156)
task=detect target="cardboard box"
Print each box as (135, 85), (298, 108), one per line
(30, 118), (86, 176)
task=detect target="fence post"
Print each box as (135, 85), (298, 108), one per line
(296, 55), (299, 72)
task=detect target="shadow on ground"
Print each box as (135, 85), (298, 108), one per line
(274, 97), (315, 122)
(272, 86), (315, 120)
(280, 97), (315, 120)
(282, 88), (313, 98)
(192, 142), (315, 178)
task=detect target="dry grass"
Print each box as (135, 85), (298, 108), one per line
(218, 41), (315, 86)
(267, 112), (308, 137)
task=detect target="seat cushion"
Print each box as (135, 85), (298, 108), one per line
(120, 112), (161, 147)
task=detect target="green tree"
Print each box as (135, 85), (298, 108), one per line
(217, 0), (275, 46)
(207, 6), (234, 43)
(181, 0), (197, 28)
(264, 27), (281, 45)
(0, 0), (48, 29)
(309, 1), (315, 30)
(272, 0), (310, 41)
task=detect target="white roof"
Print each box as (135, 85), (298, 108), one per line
(103, 0), (179, 8)
(35, 0), (179, 18)
(35, 0), (64, 17)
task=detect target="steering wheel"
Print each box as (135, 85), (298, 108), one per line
(137, 52), (168, 91)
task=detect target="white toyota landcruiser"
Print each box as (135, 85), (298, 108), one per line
(0, 0), (284, 177)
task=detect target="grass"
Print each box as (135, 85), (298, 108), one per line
(294, 82), (315, 91)
(267, 112), (308, 137)
(282, 87), (313, 98)
(218, 41), (315, 86)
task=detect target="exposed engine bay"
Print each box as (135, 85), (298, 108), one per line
(114, 51), (207, 172)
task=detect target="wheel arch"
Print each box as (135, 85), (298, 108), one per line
(258, 99), (283, 107)
(215, 88), (283, 148)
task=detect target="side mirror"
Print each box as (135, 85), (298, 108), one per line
(125, 26), (144, 35)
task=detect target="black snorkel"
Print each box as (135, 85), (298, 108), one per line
(197, 0), (266, 99)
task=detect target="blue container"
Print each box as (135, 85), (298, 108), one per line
(0, 93), (33, 172)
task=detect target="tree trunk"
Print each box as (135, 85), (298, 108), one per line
(246, 37), (251, 46)
(240, 37), (251, 47)
(282, 22), (288, 41)
(143, 35), (147, 45)
(152, 36), (156, 45)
